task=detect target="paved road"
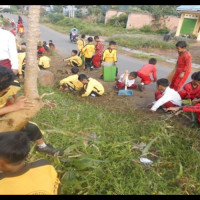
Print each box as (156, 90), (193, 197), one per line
(4, 13), (192, 91)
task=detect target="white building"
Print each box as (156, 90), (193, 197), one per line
(0, 5), (10, 11)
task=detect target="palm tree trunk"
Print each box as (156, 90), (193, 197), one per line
(0, 5), (42, 132)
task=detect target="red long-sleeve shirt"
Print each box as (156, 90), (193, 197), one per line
(95, 41), (104, 56)
(177, 51), (192, 72)
(179, 82), (200, 99)
(183, 105), (200, 113)
(137, 64), (157, 80)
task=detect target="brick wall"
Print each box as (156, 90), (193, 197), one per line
(126, 13), (180, 30)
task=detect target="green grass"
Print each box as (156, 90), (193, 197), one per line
(27, 85), (200, 195)
(133, 53), (166, 62)
(107, 35), (176, 50)
(39, 14), (169, 37)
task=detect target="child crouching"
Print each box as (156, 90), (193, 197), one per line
(116, 70), (137, 90)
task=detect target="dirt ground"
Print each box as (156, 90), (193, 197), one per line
(49, 52), (158, 113)
(47, 52), (196, 127)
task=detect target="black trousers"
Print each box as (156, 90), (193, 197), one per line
(71, 61), (78, 67)
(21, 122), (43, 141)
(90, 91), (100, 97)
(39, 65), (45, 70)
(85, 58), (92, 69)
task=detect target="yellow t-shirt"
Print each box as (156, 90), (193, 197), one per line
(59, 74), (83, 91)
(82, 78), (104, 97)
(38, 56), (51, 69)
(63, 55), (82, 67)
(0, 159), (60, 195)
(102, 49), (117, 62)
(0, 81), (21, 109)
(77, 39), (86, 52)
(81, 44), (95, 58)
(18, 52), (26, 75)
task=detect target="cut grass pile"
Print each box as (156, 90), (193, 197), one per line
(28, 85), (200, 195)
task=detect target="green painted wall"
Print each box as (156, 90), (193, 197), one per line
(180, 18), (197, 35)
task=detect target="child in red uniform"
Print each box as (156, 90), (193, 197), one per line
(49, 40), (55, 50)
(116, 70), (137, 90)
(92, 36), (104, 68)
(179, 72), (200, 100)
(170, 41), (192, 91)
(167, 71), (200, 123)
(137, 58), (157, 91)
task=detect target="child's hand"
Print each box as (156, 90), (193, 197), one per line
(125, 70), (129, 74)
(147, 103), (153, 108)
(13, 96), (34, 111)
(166, 107), (180, 112)
(114, 62), (117, 65)
(192, 98), (200, 105)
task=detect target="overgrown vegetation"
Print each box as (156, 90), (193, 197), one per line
(26, 85), (200, 195)
(106, 35), (176, 50)
(133, 53), (166, 62)
(39, 12), (171, 37)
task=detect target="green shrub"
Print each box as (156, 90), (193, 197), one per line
(107, 36), (175, 49)
(140, 25), (153, 33)
(108, 13), (128, 28)
(156, 27), (169, 34)
(47, 13), (64, 24)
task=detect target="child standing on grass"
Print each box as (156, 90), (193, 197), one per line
(150, 78), (182, 112)
(0, 66), (63, 156)
(78, 74), (104, 97)
(137, 58), (157, 91)
(101, 41), (117, 78)
(63, 50), (82, 68)
(81, 37), (95, 71)
(37, 52), (51, 70)
(59, 67), (83, 92)
(0, 131), (61, 194)
(170, 41), (192, 91)
(116, 70), (138, 90)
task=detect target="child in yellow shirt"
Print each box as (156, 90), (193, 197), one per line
(37, 52), (51, 69)
(77, 34), (86, 54)
(63, 50), (82, 67)
(59, 67), (83, 92)
(101, 41), (118, 78)
(81, 37), (95, 71)
(78, 74), (104, 97)
(0, 131), (61, 194)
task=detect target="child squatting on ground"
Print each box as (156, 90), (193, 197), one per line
(37, 51), (51, 70)
(0, 131), (60, 194)
(150, 78), (182, 112)
(0, 66), (63, 156)
(167, 71), (200, 124)
(179, 71), (200, 101)
(63, 50), (82, 68)
(59, 67), (83, 92)
(78, 74), (104, 97)
(116, 70), (138, 90)
(137, 58), (157, 91)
